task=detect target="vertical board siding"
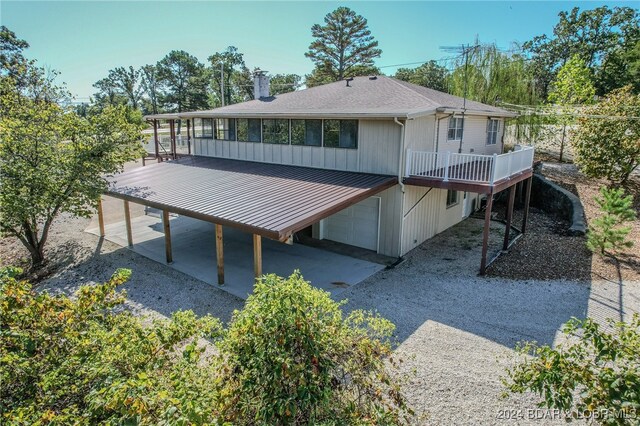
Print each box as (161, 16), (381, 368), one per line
(436, 116), (504, 155)
(376, 185), (403, 257)
(404, 115), (436, 152)
(357, 120), (402, 175)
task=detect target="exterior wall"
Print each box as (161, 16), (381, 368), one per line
(400, 186), (467, 255)
(436, 115), (504, 155)
(192, 119), (401, 175)
(404, 115), (436, 152)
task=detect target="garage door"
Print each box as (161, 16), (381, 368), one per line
(322, 197), (380, 251)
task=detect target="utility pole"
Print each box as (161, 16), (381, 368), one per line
(220, 62), (225, 107)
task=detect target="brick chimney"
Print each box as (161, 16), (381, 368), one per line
(253, 70), (270, 99)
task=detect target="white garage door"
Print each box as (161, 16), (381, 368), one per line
(322, 197), (380, 251)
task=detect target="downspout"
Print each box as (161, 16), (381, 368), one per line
(394, 117), (406, 259)
(394, 117), (406, 193)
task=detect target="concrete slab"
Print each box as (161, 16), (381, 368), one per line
(87, 214), (385, 299)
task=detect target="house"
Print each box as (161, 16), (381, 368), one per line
(101, 73), (533, 284)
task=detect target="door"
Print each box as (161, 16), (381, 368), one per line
(321, 197), (380, 251)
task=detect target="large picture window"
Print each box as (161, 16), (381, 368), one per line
(447, 117), (464, 141)
(193, 118), (214, 139)
(237, 118), (261, 142)
(486, 119), (500, 145)
(323, 119), (358, 149)
(262, 119), (290, 144)
(291, 120), (322, 146)
(215, 118), (236, 141)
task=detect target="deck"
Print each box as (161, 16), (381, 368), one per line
(403, 146), (535, 194)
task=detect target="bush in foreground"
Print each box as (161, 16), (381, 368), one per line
(503, 315), (640, 425)
(0, 268), (411, 425)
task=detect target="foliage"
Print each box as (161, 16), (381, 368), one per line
(394, 60), (449, 92)
(504, 315), (640, 425)
(548, 55), (596, 105)
(92, 66), (144, 110)
(305, 6), (382, 85)
(0, 25), (29, 78)
(140, 64), (162, 115)
(448, 42), (541, 106)
(0, 267), (224, 424)
(208, 46), (253, 107)
(586, 187), (637, 256)
(1, 269), (412, 425)
(270, 73), (302, 96)
(0, 63), (144, 265)
(571, 86), (640, 184)
(215, 271), (412, 425)
(523, 6), (640, 97)
(156, 50), (209, 113)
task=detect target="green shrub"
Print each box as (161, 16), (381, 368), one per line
(504, 315), (640, 425)
(214, 271), (412, 425)
(586, 187), (637, 255)
(0, 267), (223, 425)
(1, 268), (411, 425)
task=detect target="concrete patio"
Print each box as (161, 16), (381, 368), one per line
(87, 211), (385, 299)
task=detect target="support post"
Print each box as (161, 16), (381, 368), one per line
(253, 234), (262, 279)
(443, 151), (451, 181)
(124, 200), (133, 247)
(480, 193), (494, 275)
(97, 197), (105, 238)
(169, 119), (177, 160)
(522, 176), (532, 234)
(153, 119), (159, 159)
(215, 224), (224, 285)
(162, 210), (173, 264)
(503, 185), (516, 250)
(186, 119), (191, 155)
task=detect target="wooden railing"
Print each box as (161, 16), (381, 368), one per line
(405, 146), (534, 185)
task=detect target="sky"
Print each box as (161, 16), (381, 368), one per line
(1, 1), (635, 100)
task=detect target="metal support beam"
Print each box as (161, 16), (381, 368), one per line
(169, 119), (177, 160)
(97, 198), (105, 237)
(522, 176), (532, 234)
(124, 200), (133, 247)
(253, 234), (262, 279)
(162, 210), (173, 264)
(186, 119), (191, 155)
(215, 224), (224, 285)
(480, 193), (494, 275)
(503, 185), (516, 250)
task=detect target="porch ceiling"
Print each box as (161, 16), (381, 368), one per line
(106, 156), (397, 241)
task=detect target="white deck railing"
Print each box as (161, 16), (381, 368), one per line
(405, 146), (534, 185)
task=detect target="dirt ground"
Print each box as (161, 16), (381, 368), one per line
(488, 162), (640, 283)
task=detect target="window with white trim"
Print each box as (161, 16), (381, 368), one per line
(446, 190), (458, 207)
(447, 117), (464, 141)
(486, 119), (500, 145)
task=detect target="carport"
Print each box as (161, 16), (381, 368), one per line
(99, 156), (397, 286)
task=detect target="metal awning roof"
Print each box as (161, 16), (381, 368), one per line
(106, 157), (397, 242)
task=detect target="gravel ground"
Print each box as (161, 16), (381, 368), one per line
(1, 207), (639, 424)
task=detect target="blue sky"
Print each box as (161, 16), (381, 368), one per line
(1, 1), (635, 100)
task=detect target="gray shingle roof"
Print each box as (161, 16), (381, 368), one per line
(147, 75), (516, 120)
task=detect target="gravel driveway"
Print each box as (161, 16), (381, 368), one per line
(8, 211), (638, 425)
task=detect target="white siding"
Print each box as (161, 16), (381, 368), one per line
(192, 119), (401, 175)
(404, 115), (436, 152)
(436, 115), (504, 155)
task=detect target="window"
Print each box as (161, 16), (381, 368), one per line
(262, 119), (290, 144)
(237, 118), (261, 142)
(486, 119), (500, 145)
(447, 117), (464, 141)
(193, 118), (214, 139)
(291, 120), (322, 146)
(215, 118), (236, 141)
(323, 119), (358, 149)
(446, 190), (458, 207)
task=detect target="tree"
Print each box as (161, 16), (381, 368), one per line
(0, 63), (143, 266)
(269, 73), (301, 95)
(140, 64), (161, 115)
(305, 6), (382, 86)
(92, 75), (125, 107)
(504, 315), (640, 425)
(523, 6), (640, 97)
(156, 50), (209, 113)
(571, 86), (640, 184)
(394, 60), (449, 92)
(548, 55), (596, 161)
(0, 25), (29, 77)
(109, 66), (143, 109)
(208, 46), (251, 107)
(587, 187), (637, 256)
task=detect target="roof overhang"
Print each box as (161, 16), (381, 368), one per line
(105, 157), (398, 242)
(144, 111), (414, 121)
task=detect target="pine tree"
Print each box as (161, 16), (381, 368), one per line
(586, 187), (637, 255)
